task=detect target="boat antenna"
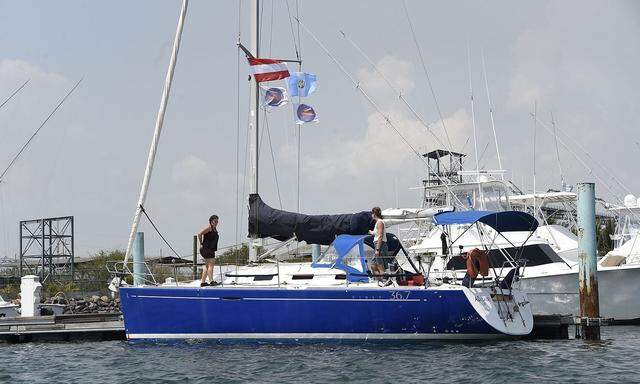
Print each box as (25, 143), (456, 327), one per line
(0, 78), (82, 184)
(481, 50), (503, 179)
(123, 0), (188, 264)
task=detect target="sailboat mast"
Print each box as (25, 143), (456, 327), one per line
(248, 0), (260, 262)
(123, 0), (188, 264)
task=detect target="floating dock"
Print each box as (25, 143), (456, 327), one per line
(0, 313), (124, 343)
(527, 315), (574, 340)
(0, 313), (575, 343)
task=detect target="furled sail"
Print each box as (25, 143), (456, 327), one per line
(249, 194), (375, 245)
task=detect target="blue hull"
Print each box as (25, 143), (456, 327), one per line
(120, 286), (504, 340)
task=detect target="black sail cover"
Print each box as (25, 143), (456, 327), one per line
(249, 194), (375, 245)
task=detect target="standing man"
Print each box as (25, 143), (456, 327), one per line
(369, 207), (389, 284)
(198, 215), (219, 287)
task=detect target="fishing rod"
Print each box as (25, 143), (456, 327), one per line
(0, 78), (83, 183)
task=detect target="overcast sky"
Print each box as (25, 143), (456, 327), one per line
(0, 0), (638, 258)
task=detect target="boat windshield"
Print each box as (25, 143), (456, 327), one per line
(312, 235), (369, 282)
(426, 181), (511, 211)
(315, 245), (364, 272)
(445, 243), (564, 270)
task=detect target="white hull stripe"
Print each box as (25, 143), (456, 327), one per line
(250, 63), (288, 75)
(133, 295), (421, 302)
(127, 332), (508, 340)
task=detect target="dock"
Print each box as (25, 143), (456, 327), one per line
(527, 315), (575, 340)
(0, 313), (576, 342)
(0, 313), (125, 343)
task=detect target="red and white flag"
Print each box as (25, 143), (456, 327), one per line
(248, 57), (290, 83)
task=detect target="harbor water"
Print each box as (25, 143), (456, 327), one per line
(2, 326), (639, 383)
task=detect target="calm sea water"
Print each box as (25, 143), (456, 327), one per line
(2, 326), (639, 384)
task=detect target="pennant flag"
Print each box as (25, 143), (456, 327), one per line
(261, 86), (288, 108)
(287, 72), (317, 97)
(293, 103), (318, 124)
(248, 57), (290, 83)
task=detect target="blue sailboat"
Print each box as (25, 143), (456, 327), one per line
(120, 199), (535, 340)
(116, 0), (534, 341)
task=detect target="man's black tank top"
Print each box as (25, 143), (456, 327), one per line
(202, 228), (219, 251)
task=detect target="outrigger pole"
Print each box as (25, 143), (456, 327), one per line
(124, 0), (188, 264)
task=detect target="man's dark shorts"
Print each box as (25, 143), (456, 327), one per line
(373, 242), (390, 269)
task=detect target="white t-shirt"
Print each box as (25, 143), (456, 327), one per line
(373, 219), (386, 244)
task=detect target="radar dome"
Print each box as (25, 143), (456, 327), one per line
(624, 194), (636, 208)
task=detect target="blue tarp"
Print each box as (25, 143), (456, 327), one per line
(433, 210), (538, 232)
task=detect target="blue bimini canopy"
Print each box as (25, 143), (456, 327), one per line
(433, 210), (538, 232)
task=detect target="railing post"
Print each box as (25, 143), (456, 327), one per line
(192, 235), (198, 280)
(311, 244), (321, 263)
(577, 182), (601, 340)
(132, 232), (145, 286)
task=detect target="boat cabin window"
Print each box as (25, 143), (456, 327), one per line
(292, 274), (314, 280)
(253, 275), (274, 281)
(445, 244), (564, 270)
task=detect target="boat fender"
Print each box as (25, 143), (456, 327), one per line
(466, 248), (490, 278)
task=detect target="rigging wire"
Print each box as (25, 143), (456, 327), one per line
(467, 45), (485, 208)
(532, 102), (537, 217)
(239, 80), (253, 248)
(550, 111), (565, 190)
(467, 44), (479, 177)
(0, 79), (30, 111)
(477, 141), (491, 167)
(531, 114), (640, 222)
(553, 116), (632, 198)
(0, 78), (82, 183)
(296, 18), (467, 208)
(285, 0), (303, 213)
(264, 116), (284, 208)
(481, 50), (503, 178)
(268, 0), (274, 53)
(295, 0), (301, 59)
(401, 0), (454, 152)
(284, 0), (301, 60)
(533, 105), (633, 203)
(265, 0), (284, 211)
(235, 0), (243, 270)
(139, 205), (182, 259)
(339, 30), (460, 161)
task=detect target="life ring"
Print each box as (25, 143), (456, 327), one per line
(466, 248), (490, 278)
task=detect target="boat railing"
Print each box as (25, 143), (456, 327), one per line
(106, 260), (159, 286)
